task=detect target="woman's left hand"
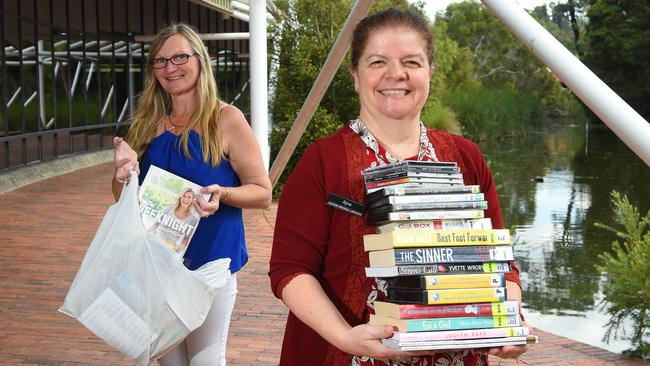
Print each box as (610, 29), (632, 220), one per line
(194, 185), (226, 218)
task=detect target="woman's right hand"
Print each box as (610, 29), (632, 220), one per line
(113, 137), (139, 181)
(335, 323), (431, 362)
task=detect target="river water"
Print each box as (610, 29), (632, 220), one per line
(478, 121), (650, 354)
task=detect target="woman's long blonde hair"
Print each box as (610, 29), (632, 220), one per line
(126, 23), (224, 166)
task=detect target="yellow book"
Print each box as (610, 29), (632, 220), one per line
(364, 228), (511, 251)
(386, 287), (507, 305)
(386, 273), (506, 290)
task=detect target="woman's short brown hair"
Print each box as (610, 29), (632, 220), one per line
(350, 7), (434, 70)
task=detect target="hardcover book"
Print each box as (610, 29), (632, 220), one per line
(367, 193), (485, 209)
(386, 273), (506, 290)
(139, 165), (209, 257)
(369, 313), (520, 332)
(373, 300), (519, 320)
(368, 246), (515, 267)
(381, 335), (538, 351)
(367, 209), (485, 225)
(364, 261), (512, 278)
(386, 287), (507, 305)
(365, 185), (481, 202)
(389, 325), (530, 341)
(376, 218), (493, 233)
(363, 228), (511, 251)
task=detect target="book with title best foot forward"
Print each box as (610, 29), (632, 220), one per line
(138, 165), (210, 258)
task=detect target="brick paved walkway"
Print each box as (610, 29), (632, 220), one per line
(1, 162), (649, 365)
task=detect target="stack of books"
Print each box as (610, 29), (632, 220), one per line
(362, 161), (538, 351)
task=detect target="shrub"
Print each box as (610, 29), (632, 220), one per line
(596, 191), (650, 359)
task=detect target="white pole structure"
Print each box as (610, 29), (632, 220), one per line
(268, 0), (374, 186)
(250, 0), (270, 171)
(481, 0), (650, 167)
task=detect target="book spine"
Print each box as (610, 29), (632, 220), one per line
(388, 193), (485, 205)
(364, 172), (463, 184)
(363, 229), (511, 251)
(387, 287), (507, 305)
(364, 262), (512, 277)
(364, 185), (481, 201)
(370, 201), (488, 213)
(362, 166), (461, 180)
(368, 209), (485, 224)
(387, 273), (506, 290)
(377, 218), (493, 233)
(393, 326), (530, 342)
(362, 161), (458, 174)
(372, 314), (520, 332)
(370, 246), (514, 266)
(376, 300), (519, 319)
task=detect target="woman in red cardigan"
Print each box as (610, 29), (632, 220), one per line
(269, 7), (529, 366)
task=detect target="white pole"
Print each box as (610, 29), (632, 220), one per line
(481, 0), (650, 167)
(249, 0), (270, 171)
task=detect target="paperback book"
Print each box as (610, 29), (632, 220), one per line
(389, 325), (530, 342)
(369, 313), (520, 332)
(368, 246), (515, 267)
(364, 261), (512, 278)
(365, 185), (481, 202)
(139, 165), (209, 257)
(381, 335), (538, 351)
(368, 201), (489, 215)
(385, 273), (506, 290)
(376, 218), (493, 233)
(373, 300), (519, 319)
(367, 193), (485, 209)
(368, 209), (485, 225)
(363, 228), (511, 251)
(386, 287), (507, 305)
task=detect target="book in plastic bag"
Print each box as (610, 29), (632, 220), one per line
(59, 171), (231, 364)
(139, 165), (210, 257)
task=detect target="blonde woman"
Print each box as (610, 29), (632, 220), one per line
(112, 23), (271, 365)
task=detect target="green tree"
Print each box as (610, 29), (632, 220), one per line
(585, 1), (650, 119)
(596, 192), (650, 359)
(269, 0), (417, 192)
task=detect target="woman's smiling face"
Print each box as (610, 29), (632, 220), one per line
(153, 34), (201, 96)
(351, 26), (432, 122)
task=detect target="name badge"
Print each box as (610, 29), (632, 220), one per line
(326, 193), (366, 216)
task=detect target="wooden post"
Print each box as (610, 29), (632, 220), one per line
(268, 0), (374, 187)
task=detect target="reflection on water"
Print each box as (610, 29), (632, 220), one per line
(479, 122), (650, 353)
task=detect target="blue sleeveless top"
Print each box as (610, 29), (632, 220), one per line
(139, 130), (247, 272)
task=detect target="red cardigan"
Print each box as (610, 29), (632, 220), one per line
(269, 126), (521, 366)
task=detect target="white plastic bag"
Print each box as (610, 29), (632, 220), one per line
(60, 171), (231, 365)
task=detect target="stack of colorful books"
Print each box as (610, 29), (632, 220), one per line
(362, 161), (538, 351)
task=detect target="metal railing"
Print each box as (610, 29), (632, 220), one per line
(1, 0), (251, 172)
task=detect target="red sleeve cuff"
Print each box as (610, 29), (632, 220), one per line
(275, 272), (309, 300)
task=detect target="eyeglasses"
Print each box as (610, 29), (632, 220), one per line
(151, 53), (198, 69)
